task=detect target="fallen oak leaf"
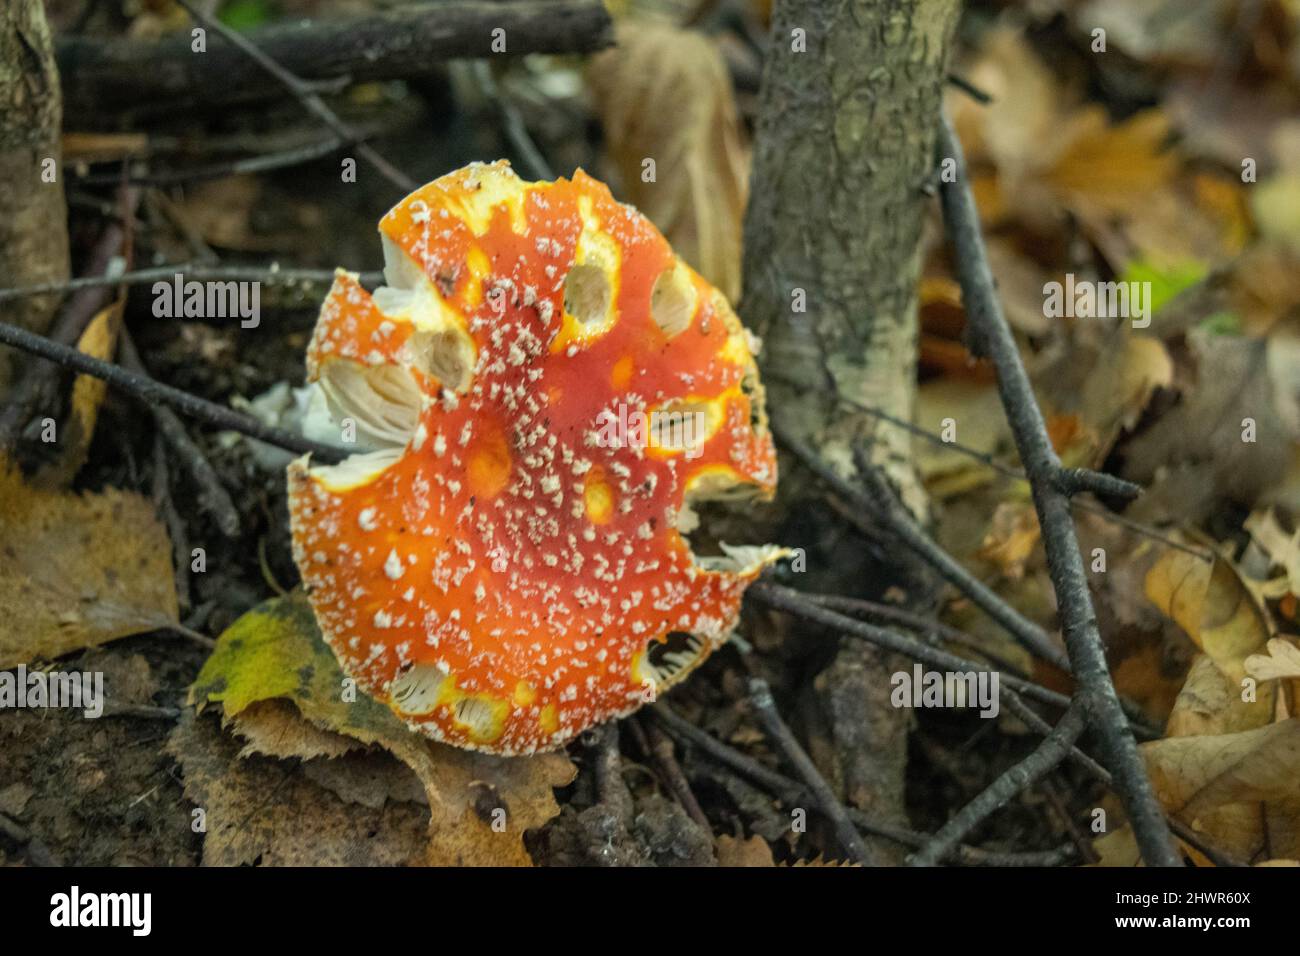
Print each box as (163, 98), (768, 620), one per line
(0, 458), (178, 669)
(1145, 546), (1276, 735)
(1245, 637), (1300, 682)
(1244, 508), (1300, 600)
(1145, 547), (1274, 681)
(1142, 718), (1300, 863)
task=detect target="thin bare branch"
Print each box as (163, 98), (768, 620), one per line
(174, 0), (416, 193)
(0, 321), (349, 463)
(0, 264), (381, 305)
(936, 110), (1180, 867)
(747, 676), (874, 865)
(908, 700), (1088, 866)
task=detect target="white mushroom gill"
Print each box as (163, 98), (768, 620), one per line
(675, 469), (790, 574)
(305, 358), (422, 491)
(304, 237), (480, 491)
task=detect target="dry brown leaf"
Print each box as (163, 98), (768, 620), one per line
(915, 378), (1010, 493)
(985, 240), (1054, 335)
(172, 175), (305, 252)
(0, 460), (178, 668)
(1077, 331), (1173, 466)
(301, 750), (429, 811)
(715, 833), (775, 867)
(977, 502), (1041, 581)
(1243, 509), (1300, 599)
(1145, 548), (1276, 735)
(1046, 108), (1178, 222)
(1245, 637), (1300, 682)
(952, 29), (1242, 270)
(1143, 719), (1300, 862)
(1123, 332), (1292, 525)
(229, 698), (360, 761)
(166, 709), (432, 866)
(588, 23), (748, 301)
(949, 27), (1065, 180)
(189, 592), (577, 865)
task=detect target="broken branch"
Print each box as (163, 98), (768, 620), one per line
(57, 1), (615, 119)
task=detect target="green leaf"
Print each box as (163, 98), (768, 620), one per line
(1121, 257), (1206, 318)
(219, 0), (275, 31)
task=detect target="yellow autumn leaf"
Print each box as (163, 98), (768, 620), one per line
(33, 301), (122, 489)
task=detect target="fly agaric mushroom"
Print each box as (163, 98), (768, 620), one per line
(288, 161), (783, 754)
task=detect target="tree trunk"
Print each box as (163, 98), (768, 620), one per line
(0, 0), (69, 392)
(743, 0), (959, 515)
(741, 0), (960, 861)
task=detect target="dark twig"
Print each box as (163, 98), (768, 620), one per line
(75, 136), (349, 188)
(0, 322), (350, 463)
(799, 591), (1027, 675)
(908, 700), (1089, 866)
(0, 264), (381, 305)
(1071, 497), (1212, 563)
(945, 73), (992, 104)
(855, 452), (1073, 672)
(152, 436), (192, 610)
(1043, 773), (1102, 864)
(937, 111), (1180, 867)
(746, 677), (874, 865)
(653, 705), (1076, 866)
(768, 367), (1213, 562)
(771, 415), (1069, 671)
(174, 0), (415, 193)
(125, 329), (240, 537)
(471, 62), (555, 181)
(1000, 692), (1110, 781)
(101, 702), (182, 721)
(1167, 817), (1246, 869)
(638, 714), (710, 829)
(858, 450), (1160, 736)
(1055, 467), (1142, 501)
(753, 582), (1133, 775)
(748, 580), (1076, 712)
(0, 216), (127, 448)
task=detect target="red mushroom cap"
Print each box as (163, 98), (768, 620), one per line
(288, 161), (782, 754)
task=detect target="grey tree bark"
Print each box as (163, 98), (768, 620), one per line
(741, 0), (961, 861)
(743, 0), (959, 514)
(0, 0), (69, 392)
